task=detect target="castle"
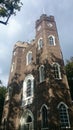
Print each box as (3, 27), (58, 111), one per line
(1, 14), (73, 130)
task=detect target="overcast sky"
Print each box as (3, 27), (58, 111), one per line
(0, 0), (73, 86)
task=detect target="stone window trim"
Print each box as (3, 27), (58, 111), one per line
(2, 118), (7, 128)
(52, 62), (62, 80)
(57, 102), (70, 129)
(23, 74), (34, 106)
(40, 104), (48, 112)
(13, 51), (16, 56)
(39, 65), (45, 83)
(5, 86), (13, 101)
(38, 37), (43, 50)
(26, 51), (32, 65)
(11, 62), (15, 73)
(20, 109), (34, 130)
(5, 92), (9, 101)
(48, 35), (56, 46)
(37, 25), (41, 31)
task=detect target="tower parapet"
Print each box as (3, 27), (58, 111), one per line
(36, 14), (55, 28)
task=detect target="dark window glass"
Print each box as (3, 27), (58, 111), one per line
(42, 106), (48, 128)
(40, 66), (45, 82)
(27, 80), (31, 97)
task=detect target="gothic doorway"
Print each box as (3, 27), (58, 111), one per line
(20, 109), (34, 130)
(25, 115), (32, 130)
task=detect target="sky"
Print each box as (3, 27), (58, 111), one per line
(0, 0), (73, 86)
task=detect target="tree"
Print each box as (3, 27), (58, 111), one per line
(65, 57), (73, 100)
(0, 0), (23, 25)
(0, 81), (6, 125)
(0, 80), (2, 85)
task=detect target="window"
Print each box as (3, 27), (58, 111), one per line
(53, 63), (61, 79)
(13, 51), (16, 56)
(8, 86), (13, 98)
(26, 51), (32, 65)
(41, 105), (48, 129)
(39, 65), (45, 83)
(48, 35), (55, 45)
(38, 38), (43, 50)
(5, 92), (9, 101)
(5, 87), (13, 101)
(27, 79), (31, 97)
(23, 74), (34, 106)
(37, 25), (41, 31)
(58, 102), (70, 128)
(26, 115), (33, 130)
(11, 62), (15, 72)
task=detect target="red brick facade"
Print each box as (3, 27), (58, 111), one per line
(1, 14), (73, 130)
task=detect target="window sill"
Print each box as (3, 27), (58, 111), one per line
(25, 95), (33, 100)
(55, 78), (62, 81)
(22, 96), (33, 107)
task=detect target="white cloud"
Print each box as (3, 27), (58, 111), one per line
(0, 67), (8, 86)
(1, 74), (8, 87)
(31, 0), (38, 7)
(0, 69), (2, 74)
(0, 44), (8, 60)
(7, 18), (22, 38)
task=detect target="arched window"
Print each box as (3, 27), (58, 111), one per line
(41, 105), (48, 129)
(58, 102), (70, 128)
(38, 38), (43, 50)
(23, 74), (34, 106)
(39, 65), (45, 83)
(27, 79), (31, 97)
(26, 51), (32, 65)
(53, 63), (61, 79)
(48, 35), (55, 45)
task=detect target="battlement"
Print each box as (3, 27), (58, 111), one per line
(36, 14), (55, 28)
(13, 41), (29, 50)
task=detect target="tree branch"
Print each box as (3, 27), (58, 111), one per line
(0, 11), (12, 25)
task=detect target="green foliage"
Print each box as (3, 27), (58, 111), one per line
(0, 0), (23, 24)
(65, 57), (73, 100)
(0, 85), (6, 125)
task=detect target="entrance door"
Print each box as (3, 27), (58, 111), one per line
(26, 122), (32, 130)
(20, 110), (34, 130)
(26, 115), (32, 130)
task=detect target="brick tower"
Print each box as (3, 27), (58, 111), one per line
(1, 14), (73, 130)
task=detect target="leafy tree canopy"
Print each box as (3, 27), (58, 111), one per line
(0, 0), (23, 25)
(0, 81), (6, 125)
(65, 57), (73, 100)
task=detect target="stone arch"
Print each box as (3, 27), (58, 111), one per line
(20, 109), (34, 130)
